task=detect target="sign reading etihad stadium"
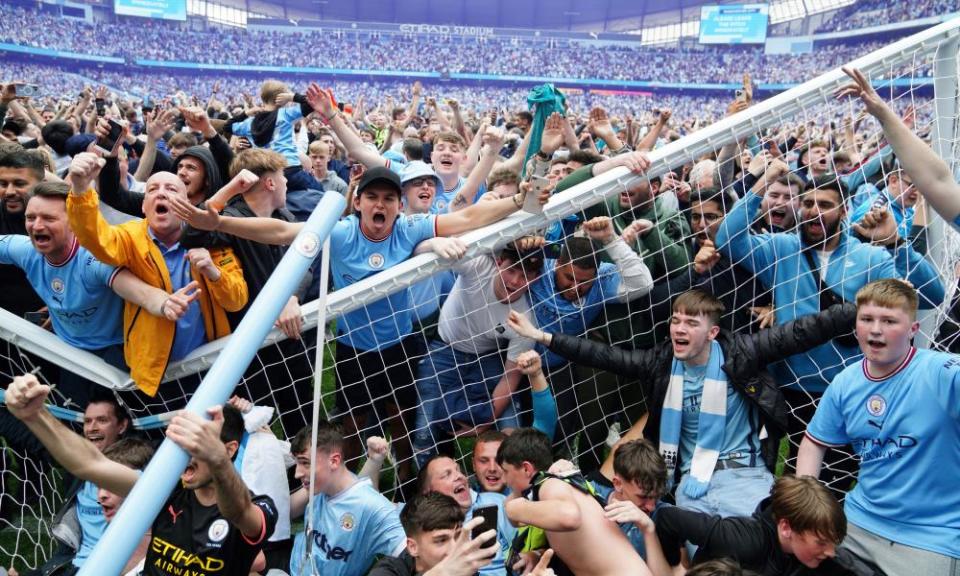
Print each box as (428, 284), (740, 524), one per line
(399, 23), (495, 37)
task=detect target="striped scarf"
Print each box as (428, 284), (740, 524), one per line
(660, 339), (727, 499)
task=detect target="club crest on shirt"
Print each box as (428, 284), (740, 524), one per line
(340, 512), (356, 532)
(368, 253), (385, 269)
(208, 518), (230, 543)
(50, 277), (64, 294)
(866, 394), (886, 417)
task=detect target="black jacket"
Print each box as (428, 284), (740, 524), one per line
(97, 138), (233, 218)
(180, 196), (310, 328)
(655, 498), (884, 576)
(368, 552), (427, 576)
(548, 302), (856, 471)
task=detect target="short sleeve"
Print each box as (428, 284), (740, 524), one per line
(398, 213), (437, 247)
(81, 253), (119, 288)
(244, 494), (278, 545)
(805, 379), (849, 447)
(232, 118), (252, 138)
(329, 218), (352, 251)
(935, 355), (960, 420)
(281, 106), (304, 123)
(370, 504), (407, 558)
(0, 235), (31, 267)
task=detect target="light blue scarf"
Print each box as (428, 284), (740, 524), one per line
(660, 339), (727, 499)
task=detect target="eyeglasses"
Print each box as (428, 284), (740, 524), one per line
(407, 177), (436, 188)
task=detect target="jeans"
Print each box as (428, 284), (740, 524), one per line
(412, 340), (518, 467)
(675, 466), (774, 559)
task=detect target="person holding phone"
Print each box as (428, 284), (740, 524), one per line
(412, 455), (517, 576)
(368, 493), (498, 576)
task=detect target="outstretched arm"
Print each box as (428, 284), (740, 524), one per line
(305, 84), (388, 170)
(5, 374), (139, 496)
(167, 195), (303, 245)
(837, 66), (960, 227)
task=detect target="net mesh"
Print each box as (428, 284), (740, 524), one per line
(2, 23), (960, 571)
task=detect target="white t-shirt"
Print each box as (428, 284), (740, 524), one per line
(438, 255), (536, 361)
(815, 248), (836, 280)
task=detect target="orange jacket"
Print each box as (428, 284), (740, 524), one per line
(67, 189), (248, 395)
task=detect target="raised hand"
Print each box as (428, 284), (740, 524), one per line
(426, 516), (497, 576)
(587, 106), (615, 141)
(540, 112), (564, 156)
(515, 350), (543, 376)
(506, 310), (541, 341)
(835, 67), (888, 118)
(366, 436), (389, 464)
(305, 83), (336, 119)
(483, 126), (506, 150)
(179, 106), (215, 137)
(274, 92), (294, 107)
(67, 152), (106, 193)
(5, 373), (51, 422)
(620, 218), (654, 245)
(694, 239), (722, 274)
(582, 216), (616, 244)
(146, 108), (177, 141)
(852, 205), (899, 246)
(186, 248), (221, 281)
(168, 194), (220, 231)
(166, 406), (230, 467)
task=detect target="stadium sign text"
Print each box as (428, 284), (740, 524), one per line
(399, 24), (495, 37)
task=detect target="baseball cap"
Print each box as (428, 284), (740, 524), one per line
(357, 165), (402, 197)
(400, 160), (442, 189)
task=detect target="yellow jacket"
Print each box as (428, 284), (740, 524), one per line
(67, 189), (248, 396)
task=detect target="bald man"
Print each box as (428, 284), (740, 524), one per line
(66, 153), (248, 396)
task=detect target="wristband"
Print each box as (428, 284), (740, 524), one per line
(513, 193), (523, 208)
(159, 296), (170, 317)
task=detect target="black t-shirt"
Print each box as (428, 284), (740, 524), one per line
(143, 486), (277, 576)
(368, 551), (418, 576)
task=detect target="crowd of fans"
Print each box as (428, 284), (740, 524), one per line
(1, 3), (959, 576)
(815, 0), (958, 32)
(0, 4), (926, 83)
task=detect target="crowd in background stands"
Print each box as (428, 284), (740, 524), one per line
(815, 0), (958, 32)
(0, 4), (926, 83)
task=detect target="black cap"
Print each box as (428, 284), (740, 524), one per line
(357, 166), (402, 196)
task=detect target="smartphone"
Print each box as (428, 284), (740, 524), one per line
(735, 89), (745, 102)
(471, 505), (499, 541)
(96, 119), (125, 154)
(24, 311), (48, 326)
(524, 176), (549, 214)
(12, 83), (38, 98)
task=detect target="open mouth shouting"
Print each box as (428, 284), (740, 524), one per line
(769, 207), (788, 227)
(31, 232), (52, 249)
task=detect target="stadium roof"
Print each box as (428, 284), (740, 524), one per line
(240, 0), (730, 31)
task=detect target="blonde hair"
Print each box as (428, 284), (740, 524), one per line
(855, 279), (918, 320)
(260, 80), (289, 105)
(229, 148), (287, 178)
